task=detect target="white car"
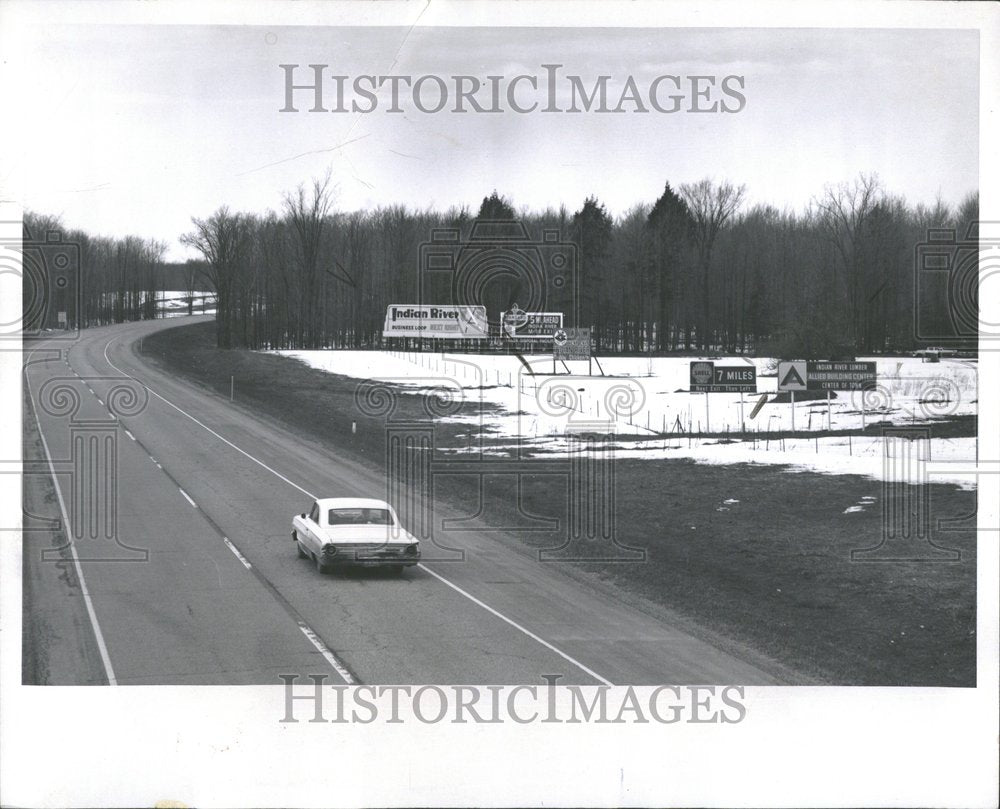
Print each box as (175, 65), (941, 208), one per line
(292, 497), (420, 574)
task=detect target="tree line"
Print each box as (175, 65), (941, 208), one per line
(25, 173), (978, 355)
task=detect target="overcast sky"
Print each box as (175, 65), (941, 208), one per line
(11, 24), (979, 260)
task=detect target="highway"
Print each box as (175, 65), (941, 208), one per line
(23, 318), (788, 686)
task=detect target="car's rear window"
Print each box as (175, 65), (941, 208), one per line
(327, 508), (393, 526)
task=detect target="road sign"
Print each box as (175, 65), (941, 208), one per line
(690, 362), (757, 393)
(777, 361), (807, 391)
(806, 360), (877, 391)
(57, 311), (67, 326)
(554, 327), (590, 360)
(778, 360), (877, 391)
(503, 307), (563, 339)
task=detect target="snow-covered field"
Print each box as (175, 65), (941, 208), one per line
(269, 348), (978, 489)
(157, 290), (216, 317)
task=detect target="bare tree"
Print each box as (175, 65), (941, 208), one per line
(283, 170), (336, 348)
(814, 173), (884, 350)
(679, 179), (746, 350)
(180, 206), (252, 348)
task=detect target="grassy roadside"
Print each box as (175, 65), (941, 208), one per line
(143, 321), (977, 686)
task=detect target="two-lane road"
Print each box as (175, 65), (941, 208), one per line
(23, 318), (787, 685)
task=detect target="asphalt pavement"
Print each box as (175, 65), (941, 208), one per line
(23, 318), (787, 685)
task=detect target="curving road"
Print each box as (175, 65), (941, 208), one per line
(23, 318), (789, 686)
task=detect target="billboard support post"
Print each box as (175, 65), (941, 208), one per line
(791, 390), (795, 432)
(705, 392), (710, 435)
(827, 390), (832, 431)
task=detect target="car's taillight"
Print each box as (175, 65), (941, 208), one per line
(322, 545), (337, 556)
(405, 544), (419, 556)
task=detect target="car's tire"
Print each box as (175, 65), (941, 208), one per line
(293, 531), (308, 558)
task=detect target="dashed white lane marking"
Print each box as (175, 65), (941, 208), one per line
(178, 488), (197, 508)
(103, 338), (313, 497)
(223, 537), (252, 570)
(97, 398), (104, 406)
(102, 334), (612, 688)
(26, 365), (118, 686)
(296, 621), (356, 685)
(124, 429), (135, 441)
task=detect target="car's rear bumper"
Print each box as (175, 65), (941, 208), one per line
(322, 545), (419, 566)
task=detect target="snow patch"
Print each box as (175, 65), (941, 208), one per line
(267, 348), (978, 489)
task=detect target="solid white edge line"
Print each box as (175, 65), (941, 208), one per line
(28, 373), (118, 686)
(124, 429), (135, 441)
(178, 488), (197, 508)
(103, 334), (613, 687)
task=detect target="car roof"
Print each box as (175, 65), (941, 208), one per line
(316, 497), (393, 510)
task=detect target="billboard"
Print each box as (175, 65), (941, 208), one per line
(382, 305), (488, 339)
(777, 361), (877, 391)
(689, 361), (757, 393)
(502, 306), (563, 339)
